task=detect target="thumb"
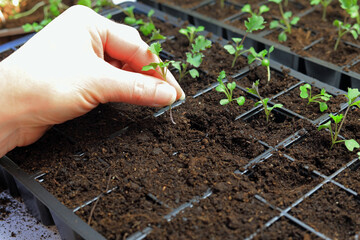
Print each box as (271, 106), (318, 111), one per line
(90, 60), (177, 107)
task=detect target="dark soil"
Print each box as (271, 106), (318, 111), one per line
(3, 3), (360, 240)
(273, 84), (348, 121)
(290, 184), (360, 239)
(194, 1), (242, 21)
(335, 162), (360, 195)
(154, 0), (204, 9)
(349, 60), (360, 74)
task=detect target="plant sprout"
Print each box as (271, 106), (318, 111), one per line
(340, 0), (360, 25)
(121, 6), (144, 25)
(241, 3), (270, 17)
(179, 25), (205, 46)
(299, 84), (332, 112)
(247, 80), (283, 122)
(172, 35), (212, 82)
(269, 0), (300, 42)
(142, 42), (176, 124)
(310, 0), (333, 21)
(224, 14), (266, 68)
(318, 88), (360, 150)
(333, 20), (359, 51)
(215, 70), (245, 106)
(248, 46), (274, 82)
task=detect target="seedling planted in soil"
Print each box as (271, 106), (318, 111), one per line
(247, 80), (283, 122)
(224, 14), (266, 68)
(299, 84), (332, 112)
(310, 0), (333, 21)
(142, 42), (176, 124)
(248, 46), (274, 82)
(269, 0), (300, 42)
(318, 88), (360, 151)
(241, 3), (270, 17)
(333, 19), (360, 51)
(179, 25), (205, 46)
(215, 70), (245, 106)
(340, 0), (360, 25)
(172, 35), (212, 82)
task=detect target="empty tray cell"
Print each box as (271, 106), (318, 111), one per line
(255, 217), (322, 240)
(75, 185), (169, 240)
(290, 183), (360, 240)
(247, 153), (321, 208)
(146, 174), (277, 240)
(334, 161), (360, 195)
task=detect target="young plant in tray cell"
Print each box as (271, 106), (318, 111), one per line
(247, 46), (274, 82)
(224, 14), (266, 68)
(247, 80), (283, 122)
(318, 88), (360, 151)
(172, 35), (212, 82)
(179, 25), (205, 46)
(333, 19), (360, 50)
(122, 6), (144, 25)
(310, 0), (333, 21)
(241, 3), (270, 17)
(340, 0), (360, 25)
(268, 0), (300, 42)
(299, 84), (332, 112)
(142, 42), (176, 124)
(215, 70), (245, 106)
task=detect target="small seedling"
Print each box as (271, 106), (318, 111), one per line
(172, 35), (212, 82)
(20, 0), (68, 32)
(215, 70), (245, 106)
(318, 88), (360, 150)
(248, 46), (274, 82)
(333, 20), (360, 51)
(241, 3), (270, 17)
(310, 0), (333, 21)
(122, 6), (144, 25)
(269, 0), (300, 42)
(340, 0), (360, 25)
(299, 84), (332, 112)
(139, 9), (155, 36)
(179, 25), (205, 46)
(247, 80), (283, 122)
(142, 42), (176, 124)
(223, 14), (266, 68)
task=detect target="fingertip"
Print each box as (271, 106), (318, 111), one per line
(154, 83), (177, 107)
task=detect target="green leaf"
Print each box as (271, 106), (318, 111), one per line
(318, 120), (331, 131)
(124, 17), (137, 25)
(148, 42), (162, 56)
(268, 103), (283, 111)
(269, 45), (274, 53)
(259, 5), (270, 15)
(187, 52), (203, 68)
(235, 96), (246, 106)
(77, 0), (92, 7)
(333, 19), (342, 28)
(245, 15), (265, 32)
(331, 114), (343, 124)
(270, 20), (279, 29)
(345, 139), (360, 151)
(290, 16), (300, 25)
(172, 61), (182, 72)
(319, 102), (328, 112)
(269, 0), (282, 4)
(220, 99), (230, 105)
(347, 88), (360, 103)
(22, 23), (34, 32)
(283, 11), (292, 19)
(142, 63), (158, 71)
(310, 0), (321, 5)
(248, 88), (258, 96)
(278, 31), (287, 42)
(140, 22), (155, 36)
(254, 100), (262, 107)
(227, 82), (236, 91)
(218, 70), (226, 81)
(299, 84), (311, 98)
(179, 28), (189, 36)
(148, 9), (155, 18)
(149, 29), (167, 42)
(351, 29), (359, 39)
(224, 45), (236, 55)
(241, 4), (252, 13)
(232, 37), (242, 43)
(216, 84), (227, 93)
(192, 35), (212, 52)
(189, 69), (199, 78)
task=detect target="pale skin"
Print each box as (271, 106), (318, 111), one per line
(0, 5), (185, 157)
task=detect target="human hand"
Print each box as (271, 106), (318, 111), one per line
(0, 5), (185, 156)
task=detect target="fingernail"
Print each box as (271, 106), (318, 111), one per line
(155, 83), (177, 106)
(180, 89), (186, 100)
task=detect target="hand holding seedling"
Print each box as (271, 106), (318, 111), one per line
(0, 6), (184, 157)
(318, 88), (360, 151)
(299, 84), (332, 112)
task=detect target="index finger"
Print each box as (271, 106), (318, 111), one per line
(97, 17), (185, 100)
